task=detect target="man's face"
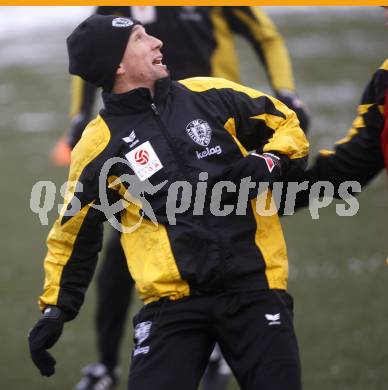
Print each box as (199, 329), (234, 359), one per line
(119, 25), (168, 89)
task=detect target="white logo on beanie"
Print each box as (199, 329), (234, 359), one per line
(112, 17), (134, 28)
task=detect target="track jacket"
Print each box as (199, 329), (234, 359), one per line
(294, 59), (388, 208)
(68, 6), (296, 148)
(40, 77), (308, 318)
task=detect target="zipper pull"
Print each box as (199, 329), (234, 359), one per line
(150, 103), (159, 115)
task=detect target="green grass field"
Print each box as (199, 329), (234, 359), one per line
(0, 7), (387, 390)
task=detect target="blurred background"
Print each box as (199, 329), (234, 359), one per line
(0, 6), (387, 390)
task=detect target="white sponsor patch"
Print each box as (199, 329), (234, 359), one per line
(186, 119), (212, 147)
(125, 141), (163, 181)
(112, 17), (133, 28)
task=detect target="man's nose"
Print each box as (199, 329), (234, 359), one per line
(151, 36), (163, 49)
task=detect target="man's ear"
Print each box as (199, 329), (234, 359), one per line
(116, 63), (125, 76)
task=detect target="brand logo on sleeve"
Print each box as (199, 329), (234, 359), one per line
(251, 152), (280, 173)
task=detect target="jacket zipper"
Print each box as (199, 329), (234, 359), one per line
(150, 102), (227, 291)
(150, 102), (191, 181)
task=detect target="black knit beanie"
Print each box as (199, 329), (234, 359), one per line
(67, 15), (141, 92)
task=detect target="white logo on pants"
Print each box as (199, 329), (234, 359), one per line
(134, 321), (152, 356)
(265, 313), (281, 325)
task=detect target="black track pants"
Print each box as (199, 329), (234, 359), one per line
(128, 290), (301, 390)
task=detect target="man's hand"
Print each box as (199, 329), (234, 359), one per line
(223, 152), (285, 199)
(28, 306), (65, 376)
(276, 89), (310, 134)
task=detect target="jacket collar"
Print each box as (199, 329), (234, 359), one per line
(102, 77), (171, 115)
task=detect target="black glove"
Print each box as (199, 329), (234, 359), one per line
(276, 90), (310, 134)
(223, 152), (285, 199)
(28, 306), (66, 376)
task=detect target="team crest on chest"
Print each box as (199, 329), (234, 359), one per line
(186, 119), (212, 147)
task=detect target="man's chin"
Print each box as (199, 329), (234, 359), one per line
(159, 69), (169, 79)
(154, 68), (169, 79)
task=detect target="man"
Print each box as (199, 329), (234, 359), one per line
(53, 6), (309, 163)
(29, 15), (308, 390)
(293, 7), (387, 209)
(51, 7), (310, 390)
